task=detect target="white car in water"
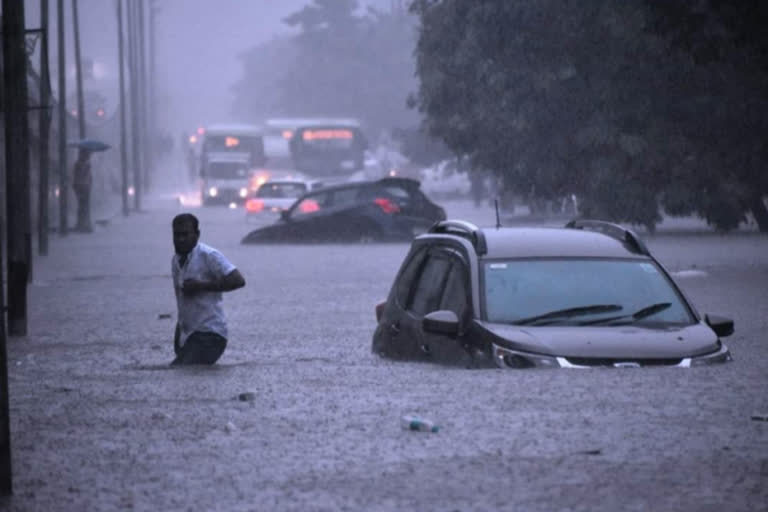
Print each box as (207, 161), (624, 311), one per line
(244, 179), (323, 217)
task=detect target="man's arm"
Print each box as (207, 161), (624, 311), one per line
(219, 268), (245, 291)
(182, 269), (245, 294)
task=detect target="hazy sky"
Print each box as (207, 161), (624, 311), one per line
(25, 0), (391, 135)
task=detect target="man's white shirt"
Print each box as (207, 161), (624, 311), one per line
(172, 242), (236, 347)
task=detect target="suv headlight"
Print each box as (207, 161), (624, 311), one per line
(492, 344), (560, 369)
(689, 341), (732, 367)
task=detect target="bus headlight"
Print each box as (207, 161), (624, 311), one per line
(239, 188), (248, 198)
(208, 187), (218, 197)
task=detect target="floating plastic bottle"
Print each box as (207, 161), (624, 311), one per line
(401, 415), (439, 433)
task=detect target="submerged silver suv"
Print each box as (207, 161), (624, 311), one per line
(372, 219), (733, 369)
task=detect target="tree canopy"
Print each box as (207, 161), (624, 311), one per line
(409, 0), (768, 231)
(232, 0), (419, 140)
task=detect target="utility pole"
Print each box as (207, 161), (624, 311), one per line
(0, 233), (11, 496)
(127, 0), (142, 210)
(3, 0), (32, 337)
(38, 0), (52, 255)
(57, 0), (68, 235)
(72, 0), (86, 139)
(0, 233), (10, 496)
(1, 0), (30, 492)
(138, 0), (150, 193)
(117, 0), (129, 216)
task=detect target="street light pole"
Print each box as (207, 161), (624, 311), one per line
(72, 0), (86, 139)
(138, 0), (150, 193)
(127, 0), (142, 211)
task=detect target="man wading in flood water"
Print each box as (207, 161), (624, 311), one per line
(171, 213), (246, 365)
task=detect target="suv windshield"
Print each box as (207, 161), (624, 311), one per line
(482, 259), (694, 326)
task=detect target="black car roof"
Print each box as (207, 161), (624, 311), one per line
(302, 177), (421, 195)
(480, 227), (648, 259)
(425, 220), (650, 259)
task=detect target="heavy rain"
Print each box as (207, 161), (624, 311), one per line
(0, 1), (767, 510)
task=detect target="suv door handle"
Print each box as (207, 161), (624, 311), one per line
(390, 322), (401, 335)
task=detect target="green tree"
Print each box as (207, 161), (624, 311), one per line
(409, 0), (768, 231)
(647, 0), (768, 231)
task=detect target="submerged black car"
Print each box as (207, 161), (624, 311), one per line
(241, 177), (446, 244)
(372, 219), (734, 368)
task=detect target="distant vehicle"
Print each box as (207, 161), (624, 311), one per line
(244, 179), (322, 217)
(200, 123), (266, 170)
(200, 153), (252, 206)
(284, 118), (368, 178)
(199, 124), (266, 205)
(264, 117), (361, 148)
(262, 118), (305, 172)
(372, 219), (734, 368)
(256, 118), (366, 189)
(241, 177), (446, 244)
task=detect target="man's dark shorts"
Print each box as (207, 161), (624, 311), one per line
(172, 331), (227, 365)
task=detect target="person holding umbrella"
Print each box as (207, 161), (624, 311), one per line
(69, 139), (110, 233)
(72, 148), (93, 232)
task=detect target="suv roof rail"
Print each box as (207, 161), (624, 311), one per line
(429, 220), (488, 255)
(564, 219), (650, 256)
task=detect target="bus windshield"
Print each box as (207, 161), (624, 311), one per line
(205, 161), (250, 180)
(202, 128), (265, 168)
(289, 125), (367, 176)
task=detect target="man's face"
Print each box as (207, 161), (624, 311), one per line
(173, 221), (199, 255)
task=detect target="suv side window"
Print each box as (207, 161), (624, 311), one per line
(395, 247), (428, 307)
(409, 253), (452, 316)
(440, 262), (469, 318)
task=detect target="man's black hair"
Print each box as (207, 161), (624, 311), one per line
(172, 213), (199, 233)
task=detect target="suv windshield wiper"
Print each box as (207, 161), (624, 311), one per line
(581, 302), (672, 326)
(514, 304), (623, 326)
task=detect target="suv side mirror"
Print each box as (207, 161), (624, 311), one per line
(705, 314), (734, 338)
(423, 310), (459, 337)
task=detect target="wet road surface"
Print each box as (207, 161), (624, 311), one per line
(3, 194), (767, 511)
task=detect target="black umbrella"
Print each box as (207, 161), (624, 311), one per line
(68, 138), (112, 152)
